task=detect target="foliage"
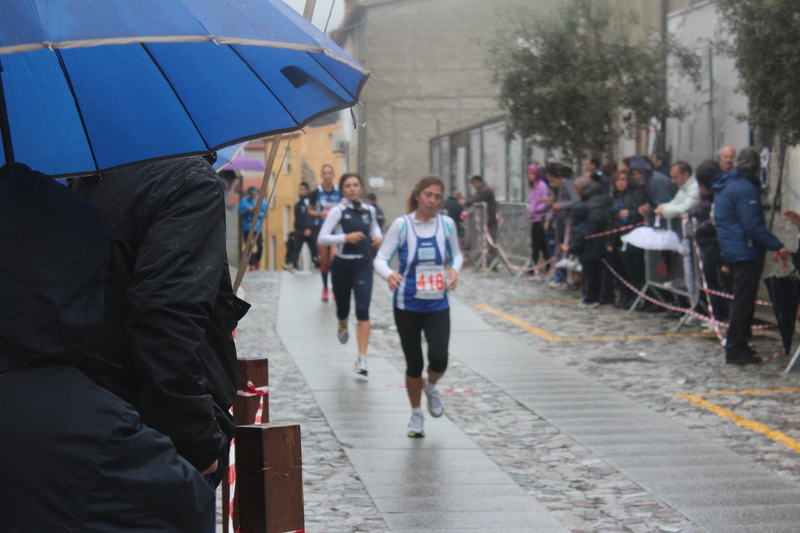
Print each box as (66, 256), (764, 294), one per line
(488, 0), (699, 160)
(715, 0), (800, 145)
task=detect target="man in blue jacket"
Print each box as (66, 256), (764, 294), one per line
(713, 147), (790, 364)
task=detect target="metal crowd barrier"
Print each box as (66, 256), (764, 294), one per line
(627, 215), (701, 333)
(463, 201), (488, 271)
(488, 202), (532, 283)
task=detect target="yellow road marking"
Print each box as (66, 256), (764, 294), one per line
(676, 392), (800, 453)
(476, 303), (722, 343)
(475, 303), (564, 342)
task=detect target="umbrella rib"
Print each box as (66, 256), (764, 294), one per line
(306, 51), (357, 102)
(53, 50), (99, 173)
(140, 44), (210, 151)
(225, 44), (300, 127)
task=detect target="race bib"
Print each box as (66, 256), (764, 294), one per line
(415, 263), (446, 299)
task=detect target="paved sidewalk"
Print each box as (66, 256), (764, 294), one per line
(233, 270), (800, 532)
(276, 272), (569, 533)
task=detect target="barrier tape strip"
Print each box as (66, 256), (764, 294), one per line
(228, 381), (269, 533)
(601, 258), (778, 331)
(227, 408), (236, 533)
(694, 240), (724, 343)
(477, 208), (563, 274)
(699, 285), (773, 308)
(584, 222), (644, 240)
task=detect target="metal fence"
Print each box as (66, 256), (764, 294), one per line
(488, 202), (532, 283)
(626, 215), (701, 333)
(463, 202), (488, 270)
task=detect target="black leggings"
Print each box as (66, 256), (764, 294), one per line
(393, 307), (450, 378)
(530, 221), (549, 264)
(331, 256), (373, 321)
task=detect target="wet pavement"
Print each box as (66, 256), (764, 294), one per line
(231, 269), (800, 532)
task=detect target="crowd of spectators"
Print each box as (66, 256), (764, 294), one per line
(519, 147), (789, 365)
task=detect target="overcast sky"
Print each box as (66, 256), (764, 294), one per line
(283, 0), (346, 33)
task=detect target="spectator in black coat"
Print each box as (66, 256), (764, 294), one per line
(0, 163), (214, 533)
(569, 177), (608, 307)
(688, 160), (731, 322)
(286, 182), (319, 270)
(608, 170), (648, 308)
(444, 190), (464, 236)
(74, 158), (249, 484)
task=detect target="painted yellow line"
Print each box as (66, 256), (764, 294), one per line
(676, 392), (800, 453)
(699, 389), (800, 396)
(475, 303), (565, 342)
(476, 303), (719, 343)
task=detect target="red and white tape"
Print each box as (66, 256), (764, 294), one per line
(584, 222), (644, 240)
(694, 240), (724, 343)
(601, 258), (778, 331)
(228, 381), (270, 533)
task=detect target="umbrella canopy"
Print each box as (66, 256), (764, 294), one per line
(621, 226), (683, 252)
(763, 275), (800, 355)
(221, 154), (266, 172)
(0, 0), (368, 177)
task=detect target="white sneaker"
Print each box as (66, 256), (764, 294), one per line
(337, 324), (349, 344)
(425, 387), (444, 418)
(407, 412), (425, 438)
(353, 356), (368, 375)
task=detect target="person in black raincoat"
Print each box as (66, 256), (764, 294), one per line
(607, 169), (648, 308)
(0, 163), (214, 532)
(74, 157), (248, 484)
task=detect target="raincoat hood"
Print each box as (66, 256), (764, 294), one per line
(0, 163), (108, 372)
(628, 156), (653, 181)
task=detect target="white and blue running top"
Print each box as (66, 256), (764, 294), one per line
(312, 184), (341, 226)
(374, 211), (463, 313)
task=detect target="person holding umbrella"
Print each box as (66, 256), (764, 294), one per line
(74, 157), (248, 494)
(1, 162), (215, 532)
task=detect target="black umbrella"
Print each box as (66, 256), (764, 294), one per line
(764, 275), (800, 356)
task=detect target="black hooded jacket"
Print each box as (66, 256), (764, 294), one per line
(0, 163), (214, 532)
(74, 158), (248, 475)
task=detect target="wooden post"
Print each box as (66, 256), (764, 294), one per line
(224, 358), (270, 533)
(234, 358), (269, 425)
(237, 424), (304, 533)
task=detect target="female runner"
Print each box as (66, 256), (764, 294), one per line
(374, 175), (462, 437)
(317, 173), (383, 375)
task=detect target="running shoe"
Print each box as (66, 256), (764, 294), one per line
(425, 387), (444, 418)
(337, 324), (349, 344)
(353, 356), (368, 375)
(322, 287), (329, 301)
(407, 412), (425, 438)
(282, 263), (296, 273)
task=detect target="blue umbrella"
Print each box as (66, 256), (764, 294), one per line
(0, 0), (368, 177)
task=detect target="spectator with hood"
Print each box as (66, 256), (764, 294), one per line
(0, 163), (214, 532)
(628, 155), (676, 216)
(607, 169), (648, 308)
(75, 158), (249, 491)
(713, 147), (790, 364)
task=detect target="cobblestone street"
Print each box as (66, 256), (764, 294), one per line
(231, 269), (800, 533)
